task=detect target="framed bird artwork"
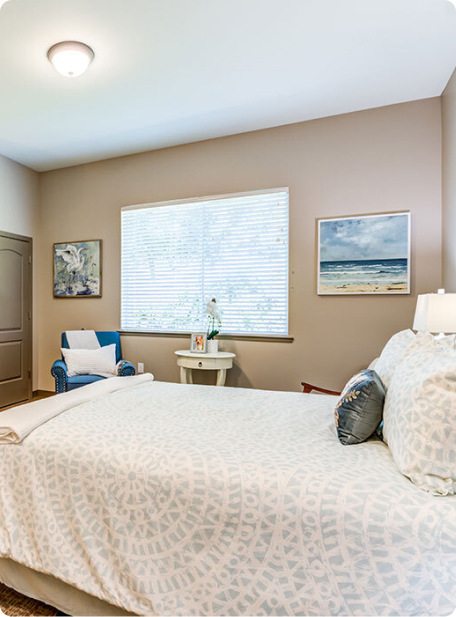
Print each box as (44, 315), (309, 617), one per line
(53, 240), (102, 298)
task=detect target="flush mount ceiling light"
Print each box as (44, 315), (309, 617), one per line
(47, 41), (94, 78)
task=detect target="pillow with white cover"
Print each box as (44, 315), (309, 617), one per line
(61, 344), (117, 377)
(383, 331), (456, 495)
(438, 334), (456, 349)
(374, 329), (415, 389)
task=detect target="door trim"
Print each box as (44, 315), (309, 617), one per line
(0, 229), (33, 243)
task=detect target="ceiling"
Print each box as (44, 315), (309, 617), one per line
(0, 0), (456, 172)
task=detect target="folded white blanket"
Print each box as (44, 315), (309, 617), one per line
(66, 330), (100, 350)
(0, 373), (154, 445)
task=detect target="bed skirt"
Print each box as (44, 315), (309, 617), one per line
(0, 558), (139, 617)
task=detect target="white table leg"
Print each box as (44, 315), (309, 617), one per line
(216, 369), (227, 387)
(180, 367), (193, 384)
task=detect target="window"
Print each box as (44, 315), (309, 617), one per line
(121, 188), (289, 336)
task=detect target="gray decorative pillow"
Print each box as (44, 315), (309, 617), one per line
(335, 370), (386, 445)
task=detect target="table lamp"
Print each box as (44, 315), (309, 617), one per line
(413, 289), (456, 336)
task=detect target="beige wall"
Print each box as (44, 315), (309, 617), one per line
(0, 154), (39, 238)
(37, 98), (442, 392)
(443, 69), (456, 291)
(0, 154), (40, 389)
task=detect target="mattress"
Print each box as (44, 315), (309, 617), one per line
(0, 380), (454, 615)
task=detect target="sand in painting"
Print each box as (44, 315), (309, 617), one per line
(319, 257), (408, 294)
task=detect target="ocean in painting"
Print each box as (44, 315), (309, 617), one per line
(319, 258), (408, 294)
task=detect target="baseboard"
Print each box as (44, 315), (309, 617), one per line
(33, 390), (54, 399)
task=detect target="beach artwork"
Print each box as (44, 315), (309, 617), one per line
(318, 213), (410, 295)
(54, 240), (102, 298)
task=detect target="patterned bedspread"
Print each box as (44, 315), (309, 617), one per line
(0, 381), (454, 616)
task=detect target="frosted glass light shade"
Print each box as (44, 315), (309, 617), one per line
(47, 41), (94, 78)
(413, 293), (456, 333)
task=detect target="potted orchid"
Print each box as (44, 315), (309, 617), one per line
(206, 298), (222, 353)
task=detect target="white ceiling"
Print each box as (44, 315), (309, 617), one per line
(0, 0), (455, 172)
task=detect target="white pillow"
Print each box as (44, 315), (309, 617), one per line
(383, 331), (456, 495)
(368, 357), (379, 370)
(61, 344), (117, 378)
(374, 329), (415, 389)
(436, 334), (456, 349)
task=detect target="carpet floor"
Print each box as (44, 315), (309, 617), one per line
(0, 582), (61, 616)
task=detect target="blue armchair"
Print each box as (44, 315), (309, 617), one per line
(51, 331), (136, 394)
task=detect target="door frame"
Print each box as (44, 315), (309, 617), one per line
(0, 229), (33, 403)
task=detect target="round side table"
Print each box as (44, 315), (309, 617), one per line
(174, 350), (236, 387)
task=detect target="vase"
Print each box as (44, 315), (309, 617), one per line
(207, 339), (219, 353)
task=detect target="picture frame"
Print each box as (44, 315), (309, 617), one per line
(53, 239), (102, 298)
(317, 212), (411, 295)
(190, 333), (207, 354)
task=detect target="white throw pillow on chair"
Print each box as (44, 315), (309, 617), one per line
(61, 344), (117, 377)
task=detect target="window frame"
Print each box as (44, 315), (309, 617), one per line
(120, 187), (291, 340)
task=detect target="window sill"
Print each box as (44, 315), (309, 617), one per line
(118, 330), (294, 343)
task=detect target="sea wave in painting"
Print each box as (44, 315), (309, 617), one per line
(319, 258), (408, 293)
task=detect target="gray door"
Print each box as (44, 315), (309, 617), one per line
(0, 231), (32, 408)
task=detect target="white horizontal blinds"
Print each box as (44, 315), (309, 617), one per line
(121, 189), (289, 336)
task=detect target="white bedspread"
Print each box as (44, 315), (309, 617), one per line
(0, 381), (454, 616)
(0, 374), (154, 443)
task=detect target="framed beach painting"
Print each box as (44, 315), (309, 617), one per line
(54, 240), (102, 298)
(317, 212), (411, 295)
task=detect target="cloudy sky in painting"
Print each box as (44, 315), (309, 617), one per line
(320, 214), (409, 262)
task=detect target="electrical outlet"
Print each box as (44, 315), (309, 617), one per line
(138, 362), (144, 374)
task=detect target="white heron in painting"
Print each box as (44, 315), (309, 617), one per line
(55, 244), (88, 291)
(56, 244), (87, 274)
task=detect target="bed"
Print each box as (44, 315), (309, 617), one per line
(0, 378), (454, 616)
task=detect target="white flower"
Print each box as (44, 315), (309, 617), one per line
(206, 298), (221, 320)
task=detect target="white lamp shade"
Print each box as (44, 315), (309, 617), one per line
(413, 293), (456, 333)
(47, 41), (94, 78)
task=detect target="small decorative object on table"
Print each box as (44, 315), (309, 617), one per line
(206, 297), (222, 353)
(190, 333), (207, 353)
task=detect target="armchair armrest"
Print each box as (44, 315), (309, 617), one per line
(117, 360), (136, 377)
(301, 382), (341, 396)
(51, 360), (68, 394)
